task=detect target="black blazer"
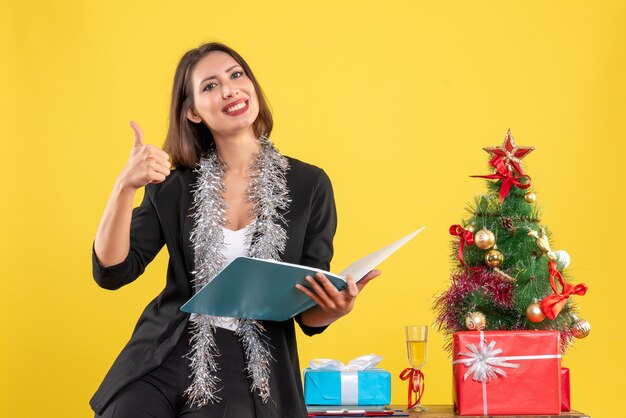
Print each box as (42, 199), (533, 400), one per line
(90, 157), (337, 417)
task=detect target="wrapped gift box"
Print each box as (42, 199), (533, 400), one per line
(452, 330), (561, 416)
(303, 368), (391, 406)
(561, 367), (571, 412)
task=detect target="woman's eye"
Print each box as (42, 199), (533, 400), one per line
(231, 71), (243, 79)
(203, 82), (217, 91)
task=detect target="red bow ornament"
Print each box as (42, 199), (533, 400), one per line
(539, 261), (588, 320)
(449, 225), (476, 268)
(472, 155), (532, 203)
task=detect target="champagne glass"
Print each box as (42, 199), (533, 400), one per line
(404, 325), (428, 411)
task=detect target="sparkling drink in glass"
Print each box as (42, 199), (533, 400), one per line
(404, 325), (428, 411)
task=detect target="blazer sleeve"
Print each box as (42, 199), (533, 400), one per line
(299, 169), (337, 271)
(294, 168), (337, 336)
(92, 187), (165, 290)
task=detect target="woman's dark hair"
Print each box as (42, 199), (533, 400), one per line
(164, 42), (273, 168)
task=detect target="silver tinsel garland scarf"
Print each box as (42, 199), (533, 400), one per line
(185, 135), (290, 407)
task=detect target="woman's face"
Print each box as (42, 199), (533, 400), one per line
(187, 51), (260, 138)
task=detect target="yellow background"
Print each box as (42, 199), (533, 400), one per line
(2, 1), (624, 416)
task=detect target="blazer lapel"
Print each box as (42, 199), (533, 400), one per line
(180, 169), (197, 283)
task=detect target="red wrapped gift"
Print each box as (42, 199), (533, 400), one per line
(452, 330), (561, 416)
(561, 367), (571, 411)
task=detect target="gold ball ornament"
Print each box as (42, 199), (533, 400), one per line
(571, 318), (591, 339)
(474, 228), (496, 250)
(526, 301), (545, 323)
(465, 311), (486, 331)
(524, 192), (537, 203)
(466, 224), (476, 233)
(484, 248), (504, 268)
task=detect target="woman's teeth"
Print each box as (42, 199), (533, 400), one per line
(225, 102), (246, 113)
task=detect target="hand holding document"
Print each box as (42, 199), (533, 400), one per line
(181, 226), (425, 321)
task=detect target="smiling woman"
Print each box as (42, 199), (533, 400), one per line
(163, 43), (273, 170)
(90, 42), (380, 418)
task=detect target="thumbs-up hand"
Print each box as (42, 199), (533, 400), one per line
(118, 121), (171, 191)
(130, 120), (145, 151)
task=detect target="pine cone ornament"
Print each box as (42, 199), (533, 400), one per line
(501, 217), (517, 233)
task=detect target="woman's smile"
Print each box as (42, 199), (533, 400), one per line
(223, 99), (249, 115)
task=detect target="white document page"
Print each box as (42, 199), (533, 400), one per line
(340, 226), (426, 281)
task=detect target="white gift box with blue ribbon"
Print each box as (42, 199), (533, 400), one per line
(303, 354), (391, 406)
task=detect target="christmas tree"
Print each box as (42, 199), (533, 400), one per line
(434, 130), (590, 352)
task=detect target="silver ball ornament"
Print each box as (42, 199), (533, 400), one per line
(554, 250), (571, 269)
